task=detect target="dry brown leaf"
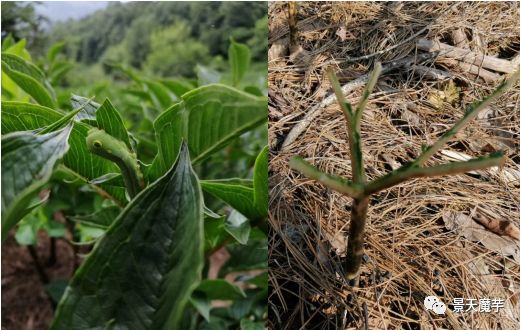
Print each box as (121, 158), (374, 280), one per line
(442, 212), (519, 260)
(323, 229), (347, 256)
(268, 38), (289, 61)
(473, 211), (520, 240)
(336, 26), (347, 41)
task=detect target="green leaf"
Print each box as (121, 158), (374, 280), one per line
(229, 39), (251, 87)
(70, 94), (100, 122)
(224, 210), (251, 245)
(143, 80), (174, 110)
(3, 38), (31, 60)
(15, 214), (40, 245)
(94, 99), (132, 150)
(253, 146), (268, 217)
(47, 42), (65, 64)
(200, 146), (268, 221)
(196, 65), (221, 85)
(160, 79), (194, 98)
(200, 179), (256, 219)
(1, 53), (56, 108)
(240, 319), (264, 330)
(204, 216), (229, 253)
(2, 125), (72, 241)
(70, 206), (120, 229)
(195, 279), (246, 300)
(149, 84), (267, 180)
(49, 61), (73, 85)
(220, 240), (267, 276)
(2, 101), (125, 204)
(190, 291), (211, 322)
(1, 34), (15, 51)
(45, 280), (69, 304)
(245, 272), (268, 289)
(51, 143), (204, 330)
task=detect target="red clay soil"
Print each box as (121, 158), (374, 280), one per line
(2, 232), (75, 330)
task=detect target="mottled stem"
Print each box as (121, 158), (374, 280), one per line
(290, 66), (518, 284)
(345, 196), (369, 280)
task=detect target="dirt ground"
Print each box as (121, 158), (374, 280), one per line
(2, 232), (75, 330)
(268, 2), (519, 329)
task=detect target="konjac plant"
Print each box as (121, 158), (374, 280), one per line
(289, 62), (519, 284)
(2, 37), (268, 329)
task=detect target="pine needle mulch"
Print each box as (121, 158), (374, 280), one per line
(268, 2), (520, 329)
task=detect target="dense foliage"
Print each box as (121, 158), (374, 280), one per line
(1, 2), (268, 328)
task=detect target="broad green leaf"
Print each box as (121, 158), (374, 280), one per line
(229, 39), (251, 87)
(143, 80), (174, 110)
(196, 65), (221, 85)
(1, 34), (15, 51)
(2, 125), (72, 241)
(224, 210), (251, 244)
(219, 240), (267, 276)
(47, 42), (65, 64)
(45, 280), (69, 304)
(2, 101), (125, 204)
(95, 99), (132, 150)
(3, 38), (31, 60)
(190, 292), (211, 322)
(49, 61), (73, 85)
(51, 143), (204, 330)
(149, 84), (267, 180)
(15, 214), (40, 245)
(200, 179), (256, 219)
(160, 79), (194, 98)
(204, 216), (229, 253)
(240, 319), (264, 330)
(253, 146), (268, 217)
(194, 279), (246, 300)
(243, 86), (264, 96)
(200, 147), (268, 221)
(71, 94), (100, 122)
(70, 206), (121, 229)
(1, 53), (56, 108)
(245, 272), (268, 289)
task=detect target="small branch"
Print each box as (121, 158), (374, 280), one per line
(328, 69), (365, 183)
(365, 152), (506, 195)
(408, 64), (453, 80)
(416, 38), (518, 73)
(413, 71), (519, 166)
(289, 157), (363, 198)
(440, 59), (501, 83)
(354, 62), (381, 132)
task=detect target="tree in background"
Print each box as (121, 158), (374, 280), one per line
(49, 2), (267, 67)
(144, 22), (210, 78)
(1, 2), (48, 51)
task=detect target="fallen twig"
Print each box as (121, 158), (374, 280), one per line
(440, 58), (501, 82)
(416, 38), (518, 73)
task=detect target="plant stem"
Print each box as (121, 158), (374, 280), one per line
(365, 152), (505, 195)
(27, 245), (49, 284)
(289, 66), (518, 284)
(48, 237), (57, 266)
(289, 156), (363, 198)
(345, 196), (369, 280)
